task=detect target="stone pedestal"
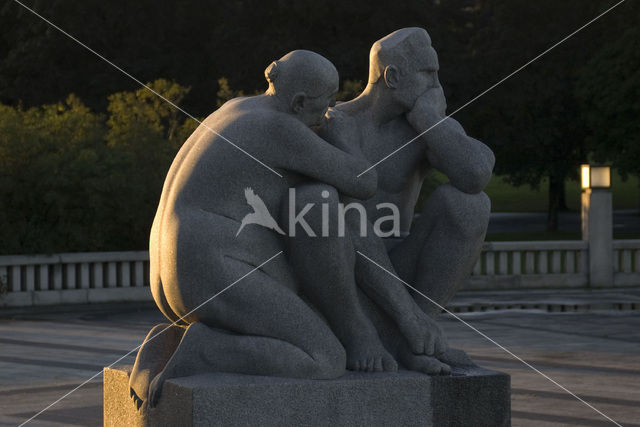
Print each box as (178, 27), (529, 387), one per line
(104, 365), (510, 426)
(581, 189), (614, 287)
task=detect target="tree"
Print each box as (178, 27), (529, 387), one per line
(463, 0), (617, 230)
(105, 79), (192, 249)
(0, 0), (478, 117)
(0, 95), (107, 253)
(336, 80), (365, 102)
(576, 3), (640, 188)
(0, 79), (198, 254)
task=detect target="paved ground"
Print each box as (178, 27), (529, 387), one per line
(1, 291), (639, 427)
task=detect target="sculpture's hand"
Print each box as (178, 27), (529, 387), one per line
(322, 109), (362, 156)
(406, 87), (447, 131)
(399, 308), (448, 357)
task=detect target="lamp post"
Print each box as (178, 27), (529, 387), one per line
(581, 164), (613, 287)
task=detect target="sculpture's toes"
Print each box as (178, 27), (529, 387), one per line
(347, 356), (363, 371)
(413, 355), (451, 375)
(129, 373), (150, 411)
(347, 342), (398, 372)
(439, 361), (452, 375)
(130, 388), (144, 411)
(381, 354), (399, 372)
(347, 348), (398, 373)
(347, 355), (376, 372)
(147, 372), (167, 408)
(438, 348), (477, 368)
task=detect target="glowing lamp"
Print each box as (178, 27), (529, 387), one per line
(581, 164), (611, 190)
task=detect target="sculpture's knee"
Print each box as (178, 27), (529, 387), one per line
(428, 184), (490, 239)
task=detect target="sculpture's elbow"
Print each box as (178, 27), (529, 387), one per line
(474, 165), (494, 193)
(485, 146), (496, 174)
(456, 161), (494, 194)
(453, 137), (495, 194)
(470, 146), (495, 193)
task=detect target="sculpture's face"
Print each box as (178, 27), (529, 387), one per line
(299, 85), (338, 127)
(395, 45), (440, 110)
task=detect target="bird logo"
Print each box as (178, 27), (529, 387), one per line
(236, 187), (286, 236)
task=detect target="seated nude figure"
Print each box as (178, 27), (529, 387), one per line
(129, 50), (386, 408)
(303, 27), (495, 373)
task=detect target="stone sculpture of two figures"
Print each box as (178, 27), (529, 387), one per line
(128, 27), (496, 410)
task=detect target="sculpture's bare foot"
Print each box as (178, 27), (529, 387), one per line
(398, 310), (448, 357)
(129, 386), (145, 411)
(345, 337), (398, 372)
(146, 322), (206, 408)
(128, 324), (184, 411)
(147, 344), (187, 409)
(147, 368), (172, 409)
(398, 342), (451, 375)
(438, 348), (477, 368)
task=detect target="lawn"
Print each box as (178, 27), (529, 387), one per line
(419, 169), (640, 213)
(485, 171), (640, 212)
(416, 169), (640, 241)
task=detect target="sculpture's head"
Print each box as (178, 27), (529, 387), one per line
(265, 50), (339, 126)
(368, 28), (440, 111)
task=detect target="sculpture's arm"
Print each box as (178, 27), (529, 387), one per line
(267, 116), (377, 200)
(406, 89), (495, 194)
(316, 109), (365, 158)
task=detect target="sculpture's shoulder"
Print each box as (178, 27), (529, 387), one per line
(214, 96), (265, 121)
(210, 97), (303, 142)
(227, 96), (302, 126)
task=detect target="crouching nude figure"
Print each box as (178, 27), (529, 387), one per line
(128, 50), (396, 409)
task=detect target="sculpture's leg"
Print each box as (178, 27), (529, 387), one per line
(286, 183), (397, 373)
(146, 252), (350, 407)
(128, 323), (185, 409)
(169, 252), (347, 373)
(147, 322), (345, 407)
(389, 183), (491, 317)
(161, 207), (345, 376)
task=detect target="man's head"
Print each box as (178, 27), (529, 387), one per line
(368, 28), (440, 110)
(265, 50), (339, 126)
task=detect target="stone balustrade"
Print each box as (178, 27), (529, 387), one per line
(0, 251), (150, 307)
(467, 240), (640, 290)
(1, 241), (640, 307)
(613, 240), (640, 286)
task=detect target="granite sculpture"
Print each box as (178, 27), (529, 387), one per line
(310, 27), (495, 374)
(128, 28), (496, 413)
(130, 49), (376, 408)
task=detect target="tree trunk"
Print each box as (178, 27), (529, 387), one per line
(547, 176), (562, 231)
(558, 181), (568, 211)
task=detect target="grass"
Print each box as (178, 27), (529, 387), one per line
(420, 169), (640, 213)
(417, 169), (640, 241)
(485, 171), (640, 213)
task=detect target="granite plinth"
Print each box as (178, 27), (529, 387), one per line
(104, 365), (510, 426)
